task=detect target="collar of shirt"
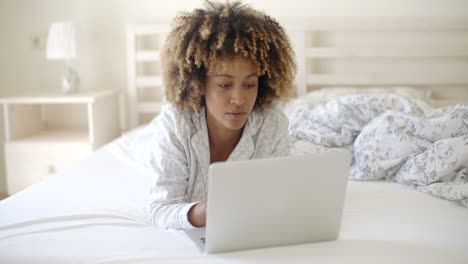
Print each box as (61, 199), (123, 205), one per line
(190, 107), (263, 181)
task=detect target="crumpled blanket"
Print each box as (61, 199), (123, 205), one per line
(287, 94), (468, 207)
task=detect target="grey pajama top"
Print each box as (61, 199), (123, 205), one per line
(132, 105), (290, 230)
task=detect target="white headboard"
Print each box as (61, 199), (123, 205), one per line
(125, 19), (468, 129)
(126, 24), (170, 129)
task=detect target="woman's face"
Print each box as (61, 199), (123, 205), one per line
(204, 56), (259, 133)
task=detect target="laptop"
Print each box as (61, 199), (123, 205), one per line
(184, 150), (352, 254)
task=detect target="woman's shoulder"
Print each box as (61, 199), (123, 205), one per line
(150, 104), (194, 129)
(247, 105), (288, 136)
(126, 105), (194, 149)
(248, 105), (290, 157)
(260, 105), (288, 127)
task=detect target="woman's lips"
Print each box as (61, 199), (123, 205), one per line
(226, 112), (246, 120)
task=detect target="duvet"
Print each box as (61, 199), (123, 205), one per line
(288, 94), (468, 207)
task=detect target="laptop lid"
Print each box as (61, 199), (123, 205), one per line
(204, 150), (352, 254)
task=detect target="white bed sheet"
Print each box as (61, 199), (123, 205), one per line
(1, 133), (468, 264)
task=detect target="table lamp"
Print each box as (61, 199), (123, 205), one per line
(46, 22), (79, 93)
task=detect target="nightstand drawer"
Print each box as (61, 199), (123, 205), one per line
(1, 90), (120, 196)
(5, 143), (92, 194)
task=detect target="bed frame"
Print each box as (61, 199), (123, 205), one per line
(125, 19), (468, 129)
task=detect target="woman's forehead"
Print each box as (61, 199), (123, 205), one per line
(207, 55), (259, 75)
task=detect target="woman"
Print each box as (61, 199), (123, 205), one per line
(134, 0), (296, 229)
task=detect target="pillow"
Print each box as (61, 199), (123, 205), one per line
(295, 86), (431, 106)
(318, 87), (432, 102)
(281, 86), (432, 117)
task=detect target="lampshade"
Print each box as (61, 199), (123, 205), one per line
(46, 22), (77, 60)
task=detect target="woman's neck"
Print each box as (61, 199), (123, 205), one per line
(207, 121), (243, 164)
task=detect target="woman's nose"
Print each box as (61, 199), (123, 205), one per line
(230, 87), (246, 105)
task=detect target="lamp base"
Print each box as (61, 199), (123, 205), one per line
(62, 65), (80, 94)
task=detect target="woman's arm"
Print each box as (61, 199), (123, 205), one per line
(138, 107), (198, 230)
(187, 201), (207, 227)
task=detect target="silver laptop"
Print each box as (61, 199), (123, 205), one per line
(184, 150), (352, 254)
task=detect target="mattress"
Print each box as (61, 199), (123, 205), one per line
(0, 131), (467, 264)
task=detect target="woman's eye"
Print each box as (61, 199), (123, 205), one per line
(218, 83), (231, 89)
(246, 83), (257, 89)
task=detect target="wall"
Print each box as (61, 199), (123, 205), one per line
(0, 0), (468, 196)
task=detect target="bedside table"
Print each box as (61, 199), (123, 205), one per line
(0, 89), (121, 195)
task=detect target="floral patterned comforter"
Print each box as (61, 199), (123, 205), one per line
(287, 94), (468, 207)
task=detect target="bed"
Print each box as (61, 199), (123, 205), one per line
(1, 19), (468, 263)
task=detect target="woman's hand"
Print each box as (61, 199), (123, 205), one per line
(188, 201), (207, 227)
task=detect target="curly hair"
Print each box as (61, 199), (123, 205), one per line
(161, 0), (296, 112)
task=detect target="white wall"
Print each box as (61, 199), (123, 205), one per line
(1, 0), (468, 196)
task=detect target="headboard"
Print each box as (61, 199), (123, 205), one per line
(125, 19), (468, 129)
